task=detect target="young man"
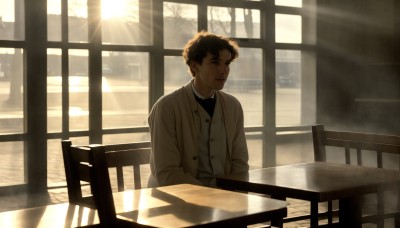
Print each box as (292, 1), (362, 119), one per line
(148, 31), (249, 187)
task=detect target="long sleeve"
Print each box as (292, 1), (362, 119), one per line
(148, 91), (202, 187)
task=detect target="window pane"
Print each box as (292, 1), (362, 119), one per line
(0, 0), (24, 40)
(47, 139), (65, 185)
(164, 2), (197, 49)
(275, 0), (302, 7)
(0, 48), (24, 134)
(68, 0), (88, 43)
(47, 49), (62, 133)
(208, 7), (260, 39)
(164, 56), (191, 94)
(102, 0), (151, 45)
(226, 48), (262, 126)
(47, 0), (61, 41)
(276, 14), (302, 44)
(0, 141), (24, 186)
(69, 49), (89, 130)
(247, 134), (263, 169)
(47, 137), (89, 185)
(102, 52), (149, 128)
(276, 50), (301, 126)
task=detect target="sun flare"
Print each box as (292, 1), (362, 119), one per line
(101, 0), (127, 20)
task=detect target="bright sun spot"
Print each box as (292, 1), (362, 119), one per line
(101, 0), (127, 20)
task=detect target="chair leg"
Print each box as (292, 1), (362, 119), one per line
(310, 201), (319, 227)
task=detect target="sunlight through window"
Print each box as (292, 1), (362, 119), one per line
(102, 0), (127, 19)
(101, 0), (138, 21)
(275, 0), (302, 7)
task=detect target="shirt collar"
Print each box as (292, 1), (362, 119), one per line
(191, 82), (215, 99)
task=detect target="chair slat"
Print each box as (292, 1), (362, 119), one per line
(103, 141), (151, 152)
(345, 146), (351, 164)
(357, 148), (362, 166)
(116, 166), (124, 191)
(105, 148), (151, 166)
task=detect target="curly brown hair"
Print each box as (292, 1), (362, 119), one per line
(182, 30), (239, 76)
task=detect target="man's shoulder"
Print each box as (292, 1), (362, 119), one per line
(154, 86), (187, 106)
(217, 90), (241, 104)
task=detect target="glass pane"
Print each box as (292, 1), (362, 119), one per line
(208, 7), (260, 39)
(246, 134), (263, 169)
(68, 0), (88, 43)
(276, 50), (301, 126)
(276, 14), (302, 44)
(102, 0), (151, 45)
(0, 141), (24, 186)
(0, 48), (24, 134)
(47, 0), (61, 41)
(275, 0), (302, 7)
(225, 48), (262, 127)
(47, 49), (62, 133)
(163, 2), (197, 49)
(47, 137), (89, 185)
(164, 56), (191, 94)
(69, 49), (89, 131)
(47, 139), (65, 185)
(102, 52), (149, 128)
(0, 0), (24, 40)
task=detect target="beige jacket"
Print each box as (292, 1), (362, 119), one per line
(147, 80), (249, 187)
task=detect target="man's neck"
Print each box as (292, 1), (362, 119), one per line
(192, 81), (215, 99)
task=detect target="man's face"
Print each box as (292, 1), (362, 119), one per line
(192, 49), (232, 97)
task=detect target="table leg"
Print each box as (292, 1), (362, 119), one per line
(270, 195), (285, 228)
(339, 197), (362, 228)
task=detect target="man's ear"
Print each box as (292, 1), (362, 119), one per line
(189, 61), (198, 73)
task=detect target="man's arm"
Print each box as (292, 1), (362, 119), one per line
(148, 99), (202, 186)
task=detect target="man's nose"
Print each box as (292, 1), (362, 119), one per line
(220, 65), (228, 74)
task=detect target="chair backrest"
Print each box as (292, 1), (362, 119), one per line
(61, 140), (95, 208)
(312, 124), (400, 226)
(312, 124), (400, 167)
(102, 142), (151, 191)
(61, 140), (151, 208)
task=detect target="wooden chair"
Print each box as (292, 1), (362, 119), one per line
(312, 124), (400, 227)
(61, 140), (151, 209)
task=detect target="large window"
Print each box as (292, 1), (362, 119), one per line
(0, 0), (316, 193)
(0, 0), (25, 188)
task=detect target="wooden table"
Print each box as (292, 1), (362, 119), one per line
(0, 184), (287, 228)
(113, 184), (287, 227)
(216, 162), (400, 227)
